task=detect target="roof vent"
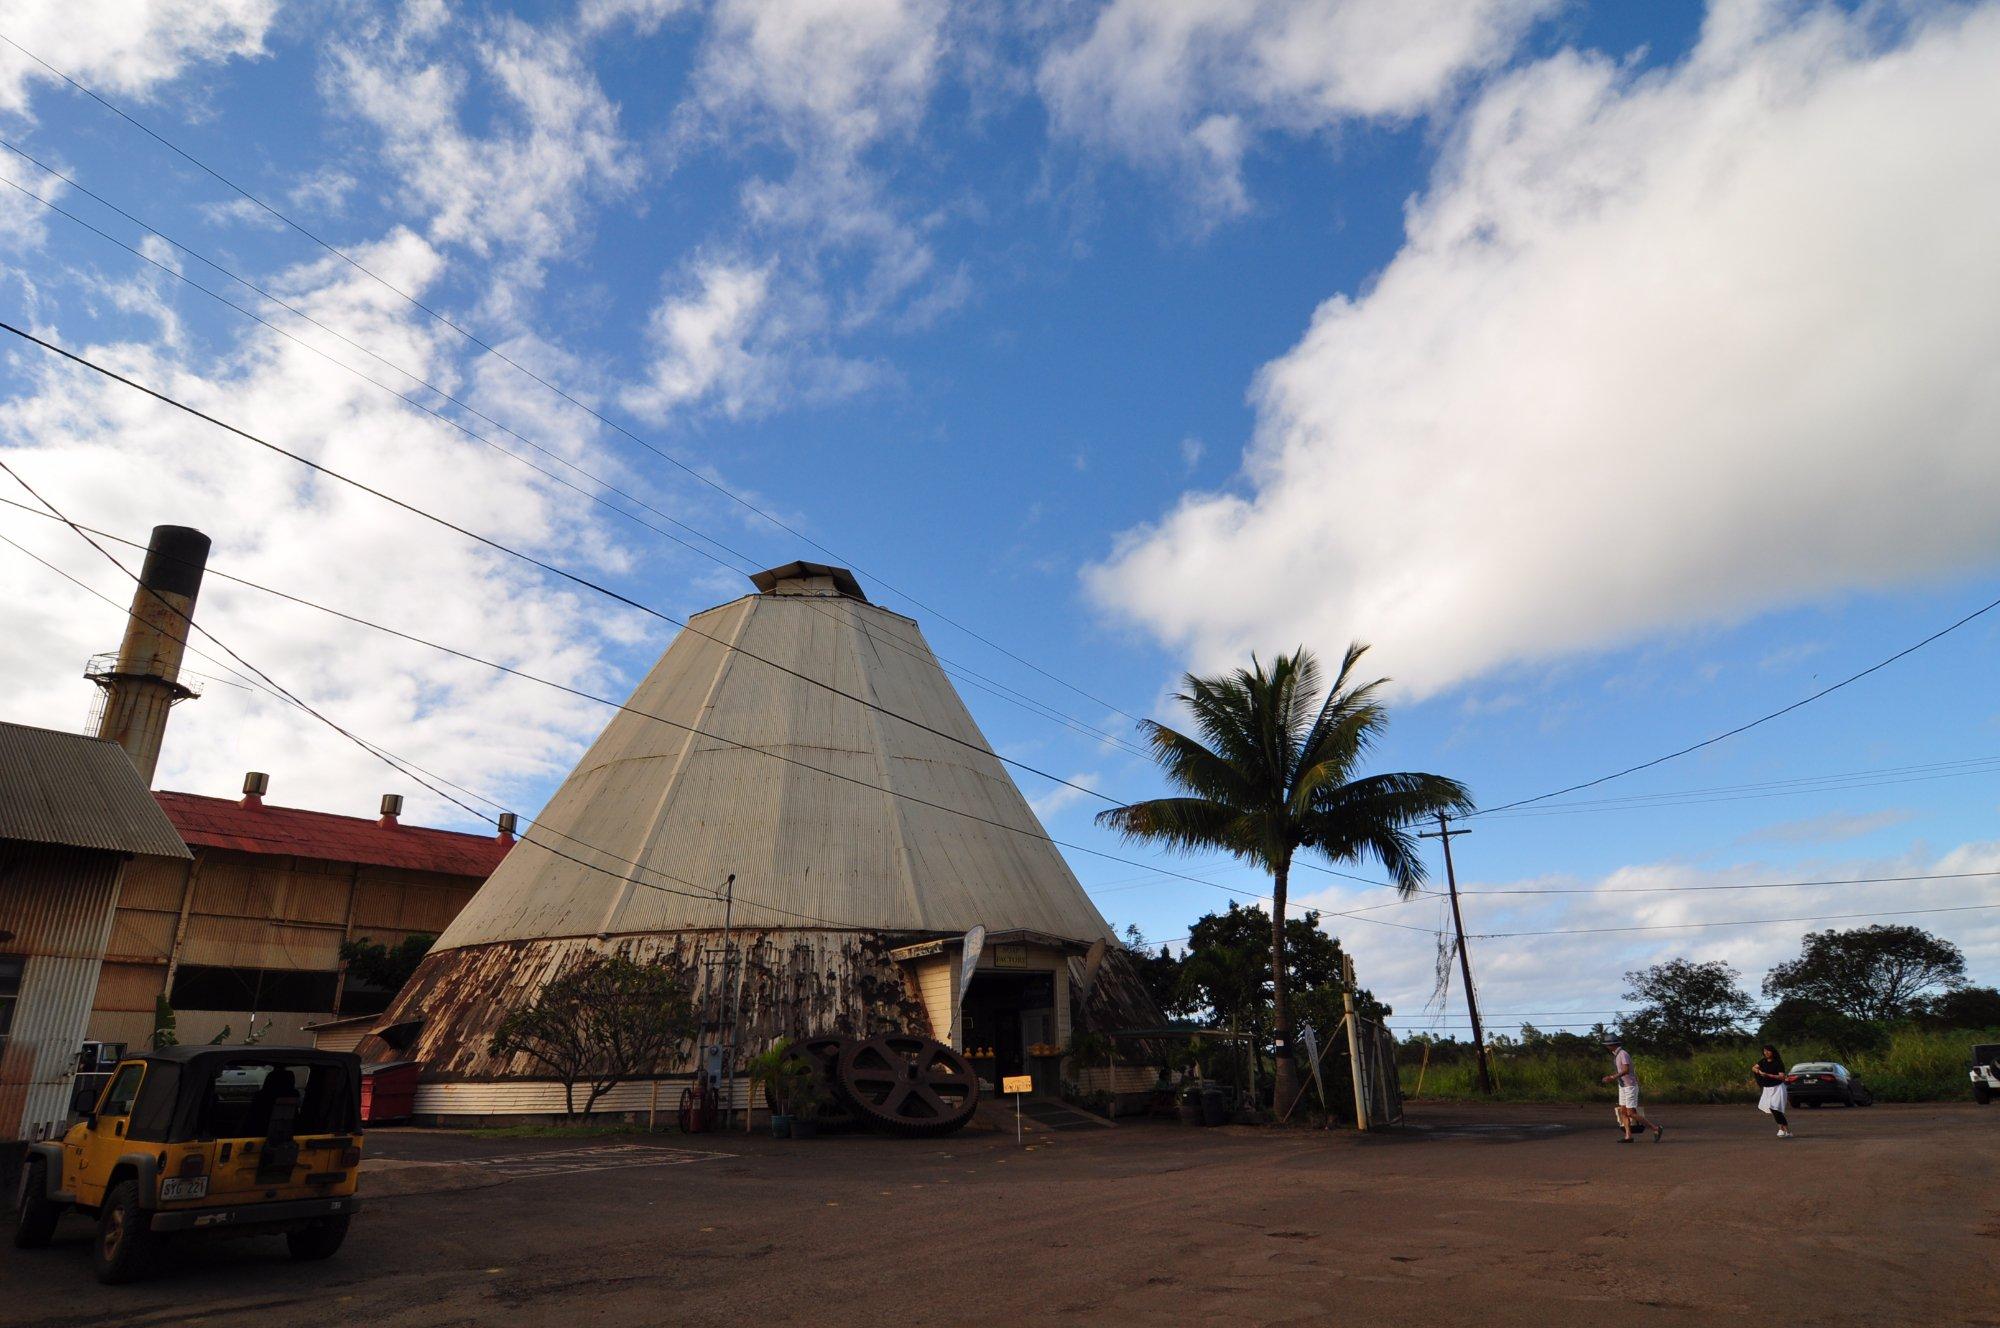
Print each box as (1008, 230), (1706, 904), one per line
(497, 811), (518, 845)
(241, 771), (269, 808)
(379, 793), (404, 827)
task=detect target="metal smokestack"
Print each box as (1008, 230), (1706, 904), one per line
(88, 524), (210, 784)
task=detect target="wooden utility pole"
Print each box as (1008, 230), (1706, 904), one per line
(1420, 814), (1492, 1095)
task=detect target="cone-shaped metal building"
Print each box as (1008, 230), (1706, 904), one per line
(371, 563), (1161, 1117)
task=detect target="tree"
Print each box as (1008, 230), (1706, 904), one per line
(1762, 925), (1966, 1021)
(149, 996), (177, 1050)
(339, 934), (436, 1012)
(489, 954), (696, 1118)
(1122, 924), (1188, 1020)
(1919, 985), (2000, 1030)
(1758, 998), (1888, 1059)
(1621, 958), (1755, 1053)
(1097, 645), (1471, 1116)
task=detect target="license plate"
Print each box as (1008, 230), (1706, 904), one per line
(160, 1177), (209, 1202)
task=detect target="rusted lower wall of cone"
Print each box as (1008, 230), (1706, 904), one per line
(358, 929), (932, 1080)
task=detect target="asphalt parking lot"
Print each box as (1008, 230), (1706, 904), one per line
(6, 1102), (1995, 1327)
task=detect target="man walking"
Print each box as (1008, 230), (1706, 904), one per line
(1602, 1035), (1664, 1143)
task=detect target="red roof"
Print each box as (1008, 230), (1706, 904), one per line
(154, 791), (512, 878)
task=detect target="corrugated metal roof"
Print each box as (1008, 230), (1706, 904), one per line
(0, 721), (190, 858)
(433, 584), (1117, 950)
(154, 792), (511, 878)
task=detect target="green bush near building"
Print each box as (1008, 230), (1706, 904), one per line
(1403, 1026), (1999, 1104)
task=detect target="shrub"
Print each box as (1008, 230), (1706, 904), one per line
(1402, 1024), (2000, 1104)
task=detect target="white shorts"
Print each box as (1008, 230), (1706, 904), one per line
(1758, 1084), (1789, 1114)
(1617, 1084), (1640, 1110)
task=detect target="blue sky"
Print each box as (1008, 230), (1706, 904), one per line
(3, 0), (1998, 1027)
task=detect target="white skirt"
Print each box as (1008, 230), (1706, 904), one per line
(1758, 1084), (1789, 1114)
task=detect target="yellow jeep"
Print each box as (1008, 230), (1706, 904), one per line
(13, 1046), (365, 1283)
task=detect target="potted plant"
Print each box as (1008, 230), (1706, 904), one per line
(792, 1071), (828, 1140)
(749, 1039), (809, 1139)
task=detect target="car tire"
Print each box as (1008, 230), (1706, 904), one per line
(286, 1214), (351, 1261)
(92, 1180), (157, 1284)
(13, 1156), (63, 1249)
(1975, 1083), (1993, 1105)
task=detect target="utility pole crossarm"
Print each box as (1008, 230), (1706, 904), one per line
(1419, 813), (1492, 1096)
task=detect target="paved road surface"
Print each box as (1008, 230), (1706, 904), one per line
(6, 1102), (1994, 1327)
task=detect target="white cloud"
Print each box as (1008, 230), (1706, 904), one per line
(1087, 2), (2000, 697)
(690, 0), (946, 157)
(580, 0), (693, 36)
(1299, 840), (2000, 1023)
(623, 259), (773, 420)
(1738, 809), (1915, 847)
(621, 257), (881, 423)
(325, 13), (639, 299)
(0, 229), (649, 826)
(1039, 0), (1555, 221)
(0, 162), (64, 251)
(0, 0), (276, 118)
(1029, 773), (1103, 822)
(677, 0), (954, 328)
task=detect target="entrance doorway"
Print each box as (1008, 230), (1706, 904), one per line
(961, 971), (1055, 1085)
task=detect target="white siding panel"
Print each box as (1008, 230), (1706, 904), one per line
(415, 1076), (755, 1117)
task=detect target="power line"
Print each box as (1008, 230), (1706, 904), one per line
(1475, 760), (2000, 821)
(1459, 868), (2000, 896)
(4, 492), (1442, 935)
(0, 27), (1148, 731)
(0, 497), (1283, 911)
(0, 306), (1403, 899)
(0, 317), (1137, 811)
(0, 482), (777, 916)
(0, 157), (1156, 766)
(1473, 902), (2000, 939)
(1471, 593), (2000, 816)
(0, 483), (996, 936)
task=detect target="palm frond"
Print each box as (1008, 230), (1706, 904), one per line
(1095, 797), (1255, 860)
(1135, 720), (1256, 807)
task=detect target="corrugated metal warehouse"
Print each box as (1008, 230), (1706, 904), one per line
(0, 721), (189, 1149)
(85, 779), (514, 1050)
(368, 562), (1162, 1118)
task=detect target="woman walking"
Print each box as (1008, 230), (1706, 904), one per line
(1754, 1044), (1795, 1138)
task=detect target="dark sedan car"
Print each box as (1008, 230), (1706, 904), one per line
(1787, 1061), (1874, 1107)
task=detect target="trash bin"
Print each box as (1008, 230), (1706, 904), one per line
(1200, 1085), (1230, 1127)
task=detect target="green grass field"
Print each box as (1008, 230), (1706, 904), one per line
(1402, 1027), (1998, 1104)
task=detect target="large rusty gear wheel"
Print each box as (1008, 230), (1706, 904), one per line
(836, 1033), (980, 1137)
(785, 1035), (858, 1129)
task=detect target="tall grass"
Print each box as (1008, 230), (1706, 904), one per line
(1403, 1027), (1998, 1104)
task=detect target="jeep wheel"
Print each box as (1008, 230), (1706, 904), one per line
(12, 1156), (63, 1249)
(92, 1180), (157, 1284)
(286, 1214), (351, 1261)
(1976, 1082), (1993, 1105)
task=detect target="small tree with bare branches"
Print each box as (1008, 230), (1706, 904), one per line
(489, 954), (696, 1118)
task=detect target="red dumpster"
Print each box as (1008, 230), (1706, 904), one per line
(360, 1060), (419, 1124)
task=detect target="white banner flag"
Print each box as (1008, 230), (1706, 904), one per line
(948, 925), (986, 1048)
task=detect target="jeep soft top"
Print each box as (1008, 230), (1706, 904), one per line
(99, 1045), (361, 1143)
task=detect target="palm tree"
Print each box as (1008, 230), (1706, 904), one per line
(1097, 644), (1472, 1116)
